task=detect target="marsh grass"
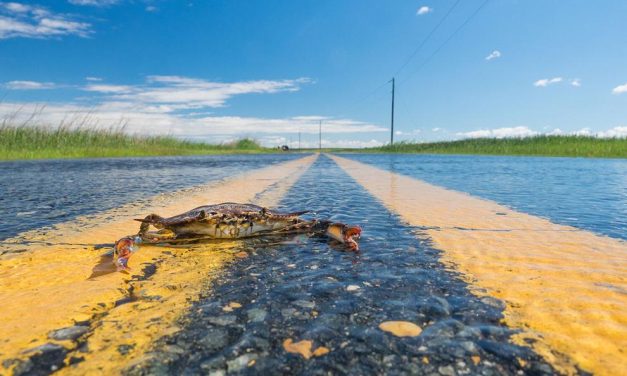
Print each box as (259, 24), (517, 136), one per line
(0, 124), (270, 160)
(366, 136), (627, 158)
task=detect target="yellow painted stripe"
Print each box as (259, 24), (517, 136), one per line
(330, 154), (627, 376)
(0, 154), (317, 375)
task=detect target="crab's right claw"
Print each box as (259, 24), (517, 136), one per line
(325, 223), (362, 251)
(343, 226), (362, 251)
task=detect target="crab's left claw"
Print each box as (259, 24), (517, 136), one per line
(113, 236), (140, 272)
(115, 256), (131, 272)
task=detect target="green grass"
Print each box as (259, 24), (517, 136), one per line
(0, 124), (273, 160)
(3, 124), (625, 160)
(364, 136), (627, 158)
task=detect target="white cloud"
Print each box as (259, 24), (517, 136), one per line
(571, 78), (581, 87)
(0, 75), (331, 142)
(455, 126), (627, 139)
(597, 126), (627, 138)
(485, 50), (501, 61)
(612, 83), (627, 95)
(533, 77), (563, 87)
(3, 80), (56, 89)
(571, 127), (591, 136)
(145, 5), (157, 12)
(68, 0), (119, 6)
(84, 76), (313, 109)
(0, 2), (90, 39)
(85, 76), (103, 82)
(0, 102), (386, 143)
(457, 126), (538, 139)
(416, 6), (432, 15)
(3, 2), (30, 13)
(83, 84), (133, 93)
(432, 127), (442, 132)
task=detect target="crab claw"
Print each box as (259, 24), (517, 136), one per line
(113, 236), (139, 271)
(325, 223), (362, 252)
(343, 226), (362, 251)
(115, 256), (131, 272)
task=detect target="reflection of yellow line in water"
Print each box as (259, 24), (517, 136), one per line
(330, 154), (627, 376)
(0, 154), (317, 375)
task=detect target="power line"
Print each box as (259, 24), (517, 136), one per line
(340, 1), (462, 116)
(399, 0), (490, 86)
(393, 0), (463, 77)
(339, 78), (392, 116)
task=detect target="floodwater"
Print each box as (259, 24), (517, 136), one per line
(344, 154), (627, 241)
(0, 153), (625, 376)
(0, 154), (302, 241)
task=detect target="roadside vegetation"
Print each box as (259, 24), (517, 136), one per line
(0, 124), (271, 160)
(366, 136), (627, 158)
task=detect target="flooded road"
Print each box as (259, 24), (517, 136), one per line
(344, 154), (627, 241)
(0, 153), (625, 375)
(0, 154), (302, 241)
(130, 155), (556, 375)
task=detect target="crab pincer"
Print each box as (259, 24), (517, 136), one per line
(325, 223), (362, 251)
(113, 236), (141, 271)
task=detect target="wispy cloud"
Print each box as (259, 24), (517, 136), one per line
(431, 127), (442, 132)
(83, 76), (313, 109)
(485, 50), (501, 61)
(533, 77), (563, 87)
(457, 126), (538, 139)
(0, 75), (380, 143)
(612, 83), (627, 95)
(67, 0), (119, 6)
(85, 76), (103, 82)
(416, 6), (432, 15)
(0, 2), (90, 39)
(570, 78), (581, 87)
(83, 84), (134, 93)
(3, 80), (57, 89)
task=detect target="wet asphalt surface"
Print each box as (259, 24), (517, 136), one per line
(0, 154), (301, 241)
(123, 156), (561, 376)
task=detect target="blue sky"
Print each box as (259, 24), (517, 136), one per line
(1, 0), (626, 147)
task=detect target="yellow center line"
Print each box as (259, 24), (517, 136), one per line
(330, 154), (627, 376)
(0, 154), (317, 375)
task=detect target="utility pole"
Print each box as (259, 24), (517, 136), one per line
(390, 77), (395, 145)
(319, 120), (322, 152)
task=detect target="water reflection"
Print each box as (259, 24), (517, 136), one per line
(347, 154), (627, 240)
(0, 154), (302, 240)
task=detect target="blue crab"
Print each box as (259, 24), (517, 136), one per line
(113, 203), (361, 270)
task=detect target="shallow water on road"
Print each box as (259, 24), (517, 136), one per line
(0, 154), (302, 240)
(129, 156), (556, 375)
(345, 154), (627, 240)
(1, 153), (624, 375)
